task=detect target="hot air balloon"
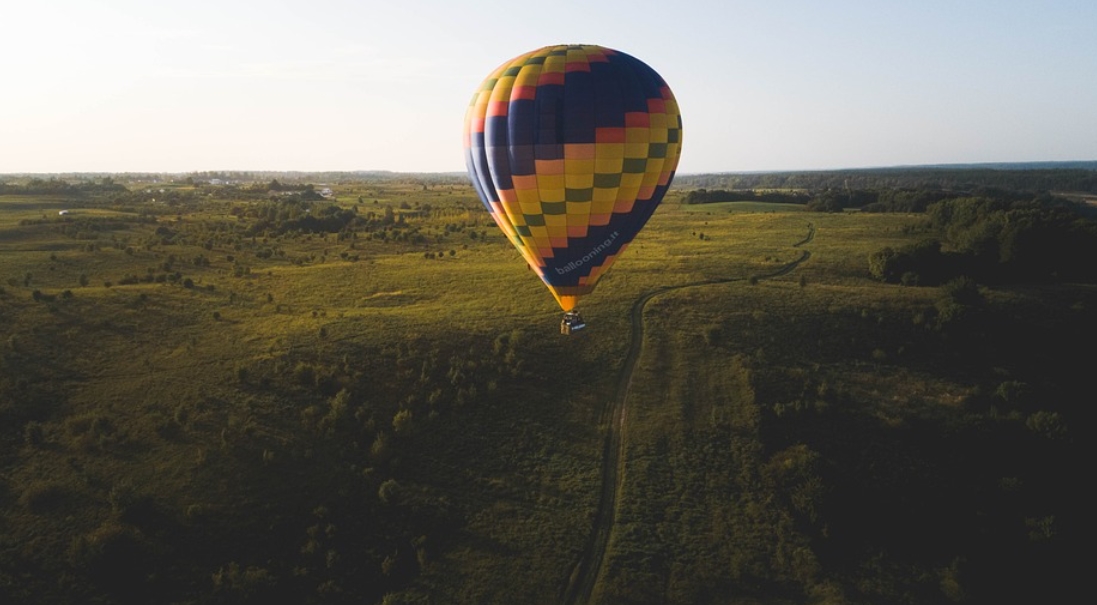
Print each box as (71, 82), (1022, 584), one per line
(463, 44), (682, 333)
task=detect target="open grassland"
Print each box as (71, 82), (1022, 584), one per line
(0, 181), (1085, 605)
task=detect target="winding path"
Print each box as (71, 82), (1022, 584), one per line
(561, 221), (815, 605)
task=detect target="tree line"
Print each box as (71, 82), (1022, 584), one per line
(869, 193), (1097, 285)
(674, 164), (1097, 193)
(680, 184), (1088, 214)
(0, 177), (128, 196)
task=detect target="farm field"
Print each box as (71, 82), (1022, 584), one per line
(0, 176), (1087, 605)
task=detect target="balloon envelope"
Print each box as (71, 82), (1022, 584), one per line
(464, 44), (682, 312)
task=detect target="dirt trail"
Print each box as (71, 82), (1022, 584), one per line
(561, 222), (815, 605)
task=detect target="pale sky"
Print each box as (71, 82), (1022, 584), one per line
(2, 0), (1095, 175)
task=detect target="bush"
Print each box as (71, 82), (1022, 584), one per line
(393, 409), (414, 435)
(1026, 411), (1067, 441)
(868, 239), (950, 285)
(23, 421), (44, 447)
(19, 480), (68, 512)
(211, 562), (277, 601)
(702, 325), (723, 346)
(294, 362), (316, 386)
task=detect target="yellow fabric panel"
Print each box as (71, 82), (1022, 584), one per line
(665, 141), (681, 159)
(519, 200), (541, 215)
(565, 158), (595, 176)
(592, 188), (617, 203)
(620, 172), (645, 188)
(543, 213), (567, 227)
(488, 73), (515, 102)
(625, 127), (650, 144)
(517, 244), (545, 270)
(515, 187), (541, 207)
(499, 203), (524, 230)
(565, 172), (594, 189)
(470, 91), (490, 116)
(595, 143), (625, 161)
(642, 163), (664, 187)
(649, 112), (668, 130)
(487, 206), (517, 238)
(591, 199), (616, 215)
(624, 142), (649, 158)
(595, 157), (623, 173)
(543, 53), (565, 73)
(539, 187), (565, 203)
(515, 62), (542, 87)
(527, 225), (549, 240)
(537, 173), (566, 190)
(566, 201), (591, 215)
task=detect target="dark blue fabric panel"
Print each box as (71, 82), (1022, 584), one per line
(562, 70), (596, 143)
(592, 61), (626, 128)
(507, 99), (536, 146)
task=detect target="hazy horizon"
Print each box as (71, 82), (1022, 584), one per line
(3, 1), (1096, 175)
(4, 159), (1097, 180)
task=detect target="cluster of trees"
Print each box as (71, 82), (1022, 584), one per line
(195, 331), (536, 603)
(681, 188), (809, 205)
(807, 187), (963, 213)
(869, 194), (1097, 285)
(0, 177), (128, 196)
(240, 199), (360, 236)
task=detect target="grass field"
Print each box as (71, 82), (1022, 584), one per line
(0, 181), (1085, 604)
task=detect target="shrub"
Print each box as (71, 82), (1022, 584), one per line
(209, 561), (276, 600)
(19, 480), (68, 512)
(294, 362), (316, 386)
(393, 409), (414, 435)
(64, 412), (119, 451)
(23, 421), (44, 447)
(1026, 411), (1067, 441)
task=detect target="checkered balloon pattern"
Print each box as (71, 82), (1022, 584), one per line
(464, 44), (682, 312)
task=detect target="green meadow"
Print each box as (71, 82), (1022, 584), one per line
(0, 177), (1085, 604)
